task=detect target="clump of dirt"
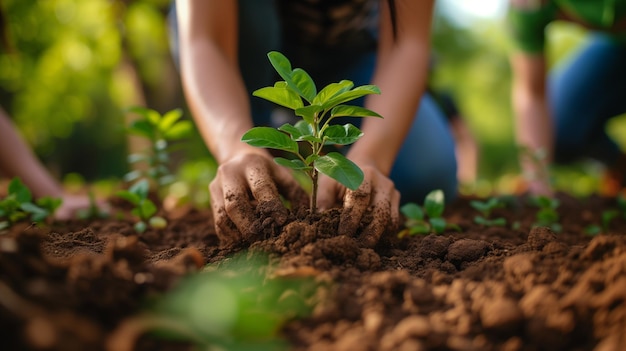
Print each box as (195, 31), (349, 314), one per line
(2, 194), (626, 350)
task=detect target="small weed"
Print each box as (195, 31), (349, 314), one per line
(584, 209), (619, 236)
(398, 189), (460, 237)
(470, 197), (507, 227)
(529, 195), (561, 232)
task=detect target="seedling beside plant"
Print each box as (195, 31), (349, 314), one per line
(470, 197), (507, 227)
(398, 189), (460, 237)
(529, 195), (562, 232)
(241, 51), (382, 212)
(584, 209), (619, 236)
(116, 179), (167, 233)
(0, 177), (61, 230)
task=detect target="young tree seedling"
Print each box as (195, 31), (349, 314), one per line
(529, 195), (562, 232)
(0, 177), (61, 230)
(470, 197), (507, 227)
(116, 179), (167, 233)
(241, 51), (382, 212)
(398, 189), (460, 237)
(125, 107), (193, 196)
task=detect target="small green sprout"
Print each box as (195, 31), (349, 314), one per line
(398, 189), (460, 237)
(0, 178), (61, 230)
(241, 51), (382, 212)
(470, 197), (506, 227)
(125, 107), (193, 195)
(116, 179), (167, 233)
(529, 195), (561, 232)
(584, 209), (619, 236)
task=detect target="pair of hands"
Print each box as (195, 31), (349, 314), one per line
(209, 151), (400, 248)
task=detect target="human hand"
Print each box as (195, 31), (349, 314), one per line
(55, 193), (110, 220)
(209, 151), (308, 246)
(317, 162), (400, 248)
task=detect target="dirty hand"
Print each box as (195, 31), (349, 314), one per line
(209, 151), (308, 246)
(317, 162), (400, 248)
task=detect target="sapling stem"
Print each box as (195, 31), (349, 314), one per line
(241, 51), (383, 213)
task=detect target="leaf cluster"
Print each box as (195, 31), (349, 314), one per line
(124, 107), (192, 190)
(398, 189), (460, 237)
(470, 197), (506, 227)
(117, 179), (166, 233)
(0, 178), (61, 230)
(529, 195), (561, 232)
(241, 51), (382, 210)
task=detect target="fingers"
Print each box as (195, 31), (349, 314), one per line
(210, 153), (304, 246)
(338, 167), (399, 248)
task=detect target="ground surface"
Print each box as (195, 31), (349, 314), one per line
(1, 194), (626, 351)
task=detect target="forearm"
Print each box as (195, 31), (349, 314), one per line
(179, 42), (263, 163)
(510, 53), (553, 176)
(348, 44), (429, 175)
(0, 108), (63, 197)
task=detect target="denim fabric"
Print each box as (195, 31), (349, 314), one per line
(169, 0), (458, 204)
(550, 33), (626, 166)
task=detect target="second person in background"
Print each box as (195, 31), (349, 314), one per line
(171, 0), (457, 247)
(508, 0), (626, 195)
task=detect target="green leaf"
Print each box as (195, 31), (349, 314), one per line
(312, 80), (354, 105)
(315, 152), (363, 191)
(290, 68), (317, 103)
(0, 221), (8, 230)
(322, 124), (363, 145)
(330, 105), (383, 119)
(295, 104), (324, 125)
(127, 106), (161, 125)
(129, 179), (151, 199)
(36, 197), (62, 213)
(274, 157), (312, 171)
(241, 127), (300, 154)
(401, 202), (424, 220)
(267, 51), (293, 82)
(429, 217), (447, 234)
(158, 108), (183, 132)
(408, 223), (431, 235)
(424, 189), (445, 218)
(278, 121), (314, 141)
(253, 85), (304, 110)
(117, 190), (141, 205)
(123, 170), (143, 183)
(128, 119), (156, 140)
(139, 199), (157, 219)
(322, 85), (381, 110)
(8, 178), (32, 204)
(584, 224), (601, 236)
(20, 202), (49, 222)
(163, 120), (193, 140)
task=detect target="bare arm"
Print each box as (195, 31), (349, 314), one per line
(176, 1), (307, 245)
(347, 0), (435, 175)
(176, 0), (264, 163)
(510, 52), (553, 194)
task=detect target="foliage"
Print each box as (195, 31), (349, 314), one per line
(140, 253), (316, 350)
(124, 106), (192, 194)
(529, 195), (562, 232)
(0, 178), (61, 230)
(584, 209), (619, 236)
(241, 51), (382, 212)
(116, 179), (166, 233)
(398, 189), (460, 237)
(470, 197), (507, 227)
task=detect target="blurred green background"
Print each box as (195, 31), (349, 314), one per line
(1, 0), (623, 203)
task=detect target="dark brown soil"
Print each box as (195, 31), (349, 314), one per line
(2, 193), (626, 351)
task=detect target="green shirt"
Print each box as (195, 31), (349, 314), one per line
(508, 0), (626, 52)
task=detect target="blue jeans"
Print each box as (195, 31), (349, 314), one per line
(550, 33), (626, 166)
(169, 0), (458, 204)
